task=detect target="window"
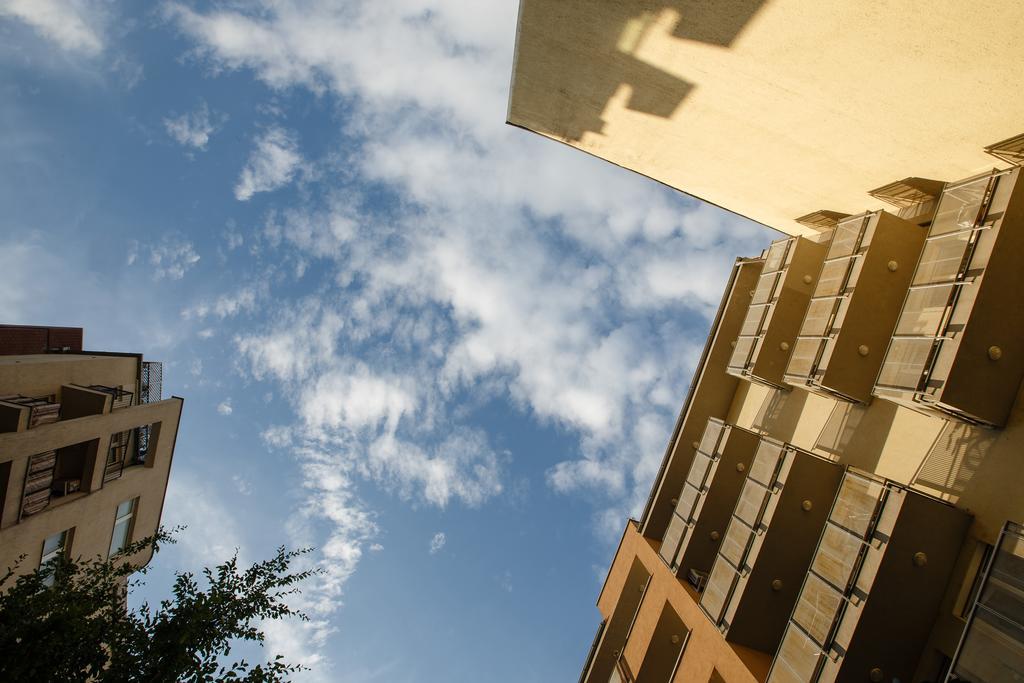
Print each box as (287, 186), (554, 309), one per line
(40, 528), (71, 586)
(109, 498), (137, 557)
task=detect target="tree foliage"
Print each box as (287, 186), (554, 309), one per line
(0, 529), (318, 682)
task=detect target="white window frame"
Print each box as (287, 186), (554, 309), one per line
(108, 498), (137, 557)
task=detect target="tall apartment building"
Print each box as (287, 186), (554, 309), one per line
(508, 3), (1024, 681)
(0, 326), (181, 583)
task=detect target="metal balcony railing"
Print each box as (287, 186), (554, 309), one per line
(0, 394), (61, 428)
(86, 385), (134, 410)
(140, 361), (163, 404)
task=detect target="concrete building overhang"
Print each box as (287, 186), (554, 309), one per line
(507, 0), (1024, 235)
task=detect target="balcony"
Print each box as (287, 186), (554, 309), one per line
(86, 385), (134, 410)
(140, 361), (163, 404)
(640, 257), (765, 543)
(727, 236), (827, 389)
(768, 471), (970, 683)
(874, 167), (1024, 426)
(783, 210), (926, 403)
(19, 439), (98, 520)
(0, 395), (61, 433)
(699, 439), (843, 656)
(659, 418), (762, 590)
(579, 558), (651, 683)
(624, 601), (689, 682)
(950, 521), (1024, 682)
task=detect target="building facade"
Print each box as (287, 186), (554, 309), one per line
(508, 3), (1024, 681)
(0, 331), (181, 582)
(508, 0), (1024, 236)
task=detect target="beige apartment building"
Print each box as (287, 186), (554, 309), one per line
(508, 2), (1024, 682)
(0, 327), (181, 582)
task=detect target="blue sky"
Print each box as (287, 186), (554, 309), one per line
(0, 2), (770, 680)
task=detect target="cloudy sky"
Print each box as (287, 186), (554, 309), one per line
(0, 1), (770, 680)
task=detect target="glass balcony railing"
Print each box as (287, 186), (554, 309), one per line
(950, 522), (1024, 683)
(728, 236), (827, 389)
(875, 167), (1024, 426)
(659, 419), (727, 569)
(784, 210), (925, 403)
(659, 419), (764, 597)
(769, 471), (971, 683)
(700, 439), (787, 628)
(698, 440), (844, 658)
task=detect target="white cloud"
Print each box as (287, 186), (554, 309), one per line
(168, 0), (771, 672)
(162, 469), (248, 568)
(428, 532), (446, 555)
(232, 475), (252, 496)
(146, 237), (201, 281)
(164, 101), (225, 150)
(234, 127), (304, 201)
(0, 0), (106, 56)
(217, 399), (233, 416)
(189, 358), (203, 377)
(183, 284), (262, 320)
(224, 228), (244, 250)
(368, 543), (383, 552)
(0, 235), (184, 352)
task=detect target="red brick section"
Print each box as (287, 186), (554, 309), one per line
(0, 325), (83, 355)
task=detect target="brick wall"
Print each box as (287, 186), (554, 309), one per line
(0, 325), (83, 355)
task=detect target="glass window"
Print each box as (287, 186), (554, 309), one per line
(40, 529), (71, 586)
(108, 498), (137, 557)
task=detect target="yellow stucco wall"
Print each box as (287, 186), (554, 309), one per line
(0, 355), (180, 577)
(508, 0), (1024, 234)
